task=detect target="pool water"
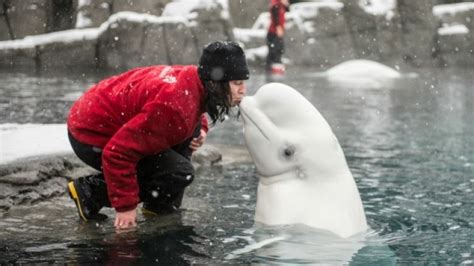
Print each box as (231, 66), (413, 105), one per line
(0, 66), (473, 264)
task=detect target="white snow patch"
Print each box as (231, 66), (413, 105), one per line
(77, 0), (91, 8)
(100, 11), (189, 32)
(233, 28), (266, 43)
(75, 11), (94, 28)
(325, 60), (402, 88)
(0, 124), (72, 165)
(244, 46), (268, 62)
(326, 59), (401, 78)
(162, 0), (229, 19)
(0, 28), (101, 50)
(358, 0), (396, 16)
(433, 2), (474, 16)
(290, 2), (344, 21)
(438, 24), (469, 35)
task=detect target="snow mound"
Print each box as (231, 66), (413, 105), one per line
(326, 60), (401, 78)
(0, 124), (72, 165)
(325, 60), (401, 88)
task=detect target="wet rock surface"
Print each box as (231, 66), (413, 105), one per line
(0, 144), (251, 214)
(0, 154), (95, 212)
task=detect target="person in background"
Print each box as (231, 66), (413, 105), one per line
(266, 0), (290, 75)
(67, 41), (249, 230)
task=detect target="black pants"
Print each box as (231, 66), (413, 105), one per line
(266, 32), (285, 70)
(68, 124), (201, 212)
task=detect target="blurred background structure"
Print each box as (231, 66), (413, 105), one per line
(0, 0), (473, 71)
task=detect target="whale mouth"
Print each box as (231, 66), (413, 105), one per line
(259, 173), (292, 185)
(240, 108), (270, 141)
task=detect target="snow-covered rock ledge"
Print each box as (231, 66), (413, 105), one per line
(0, 123), (250, 213)
(0, 145), (250, 214)
(0, 8), (232, 72)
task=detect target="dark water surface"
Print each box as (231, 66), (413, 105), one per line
(0, 66), (473, 264)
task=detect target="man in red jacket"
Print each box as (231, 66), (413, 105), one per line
(67, 41), (249, 230)
(266, 0), (289, 75)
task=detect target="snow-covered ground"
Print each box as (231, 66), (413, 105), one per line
(0, 124), (72, 165)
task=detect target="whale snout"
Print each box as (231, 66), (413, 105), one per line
(239, 96), (256, 124)
(239, 96), (253, 113)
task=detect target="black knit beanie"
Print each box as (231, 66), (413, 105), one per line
(198, 41), (250, 81)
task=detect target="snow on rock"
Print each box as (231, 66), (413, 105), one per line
(359, 0), (396, 17)
(162, 0), (229, 19)
(0, 28), (101, 50)
(0, 11), (188, 49)
(233, 28), (266, 49)
(244, 46), (268, 63)
(433, 3), (474, 36)
(100, 11), (189, 30)
(290, 1), (343, 21)
(433, 2), (474, 17)
(0, 124), (72, 165)
(438, 24), (469, 36)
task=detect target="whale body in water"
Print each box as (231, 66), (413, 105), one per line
(326, 59), (401, 79)
(325, 59), (403, 88)
(239, 83), (367, 238)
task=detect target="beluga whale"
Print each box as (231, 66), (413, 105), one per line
(239, 83), (367, 238)
(325, 59), (403, 89)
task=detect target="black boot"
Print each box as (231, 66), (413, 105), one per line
(67, 174), (110, 221)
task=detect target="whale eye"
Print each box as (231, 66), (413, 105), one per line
(282, 146), (295, 159)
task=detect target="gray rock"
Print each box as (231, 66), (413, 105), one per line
(0, 171), (43, 185)
(98, 17), (147, 69)
(433, 3), (474, 67)
(98, 13), (199, 70)
(0, 184), (15, 199)
(397, 0), (439, 67)
(299, 3), (348, 38)
(13, 190), (42, 205)
(0, 17), (12, 41)
(228, 0), (267, 28)
(6, 0), (50, 39)
(0, 154), (95, 212)
(341, 0), (390, 61)
(75, 0), (112, 28)
(374, 13), (405, 65)
(189, 3), (234, 50)
(0, 198), (12, 211)
(1, 0), (473, 71)
(113, 0), (172, 16)
(287, 2), (355, 66)
(162, 20), (199, 65)
(0, 144), (245, 212)
(141, 22), (170, 65)
(288, 34), (355, 67)
(233, 28), (266, 50)
(37, 177), (66, 198)
(437, 32), (474, 67)
(38, 38), (98, 71)
(0, 46), (37, 69)
(192, 145), (223, 167)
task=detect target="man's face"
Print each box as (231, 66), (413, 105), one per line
(229, 80), (247, 106)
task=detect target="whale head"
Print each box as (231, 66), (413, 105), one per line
(240, 83), (367, 238)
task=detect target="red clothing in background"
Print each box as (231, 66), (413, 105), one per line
(68, 65), (208, 211)
(268, 0), (287, 34)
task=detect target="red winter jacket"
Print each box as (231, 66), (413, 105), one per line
(67, 65), (209, 212)
(268, 0), (288, 34)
